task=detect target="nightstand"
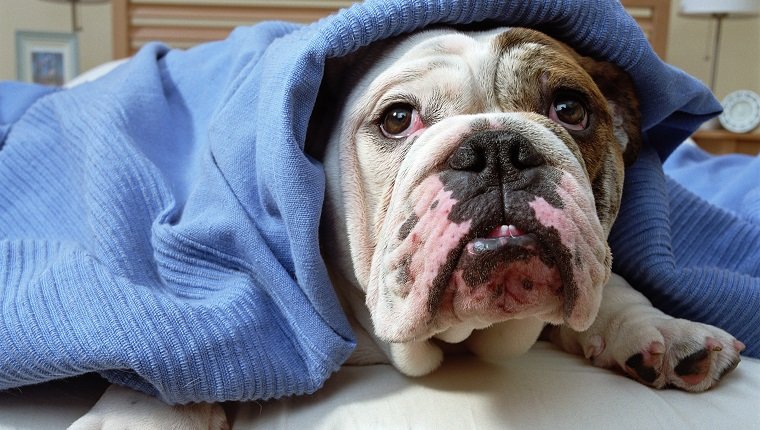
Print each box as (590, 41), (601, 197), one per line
(690, 130), (760, 155)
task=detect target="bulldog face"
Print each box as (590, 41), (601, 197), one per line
(319, 27), (640, 345)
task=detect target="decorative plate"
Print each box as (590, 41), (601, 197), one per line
(719, 90), (760, 133)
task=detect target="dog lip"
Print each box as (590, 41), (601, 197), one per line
(466, 224), (536, 255)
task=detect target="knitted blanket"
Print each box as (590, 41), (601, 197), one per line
(1, 0), (755, 404)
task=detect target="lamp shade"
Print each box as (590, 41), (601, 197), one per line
(680, 0), (760, 16)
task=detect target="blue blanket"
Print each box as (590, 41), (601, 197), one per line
(1, 0), (756, 404)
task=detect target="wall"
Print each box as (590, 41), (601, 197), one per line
(0, 0), (758, 99)
(668, 0), (760, 100)
(0, 0), (111, 81)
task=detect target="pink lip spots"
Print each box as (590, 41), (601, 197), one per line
(527, 173), (609, 331)
(400, 176), (471, 293)
(381, 176), (471, 329)
(374, 165), (608, 339)
(529, 197), (574, 244)
(527, 174), (604, 256)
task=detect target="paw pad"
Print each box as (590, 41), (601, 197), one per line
(624, 342), (664, 385)
(674, 348), (711, 386)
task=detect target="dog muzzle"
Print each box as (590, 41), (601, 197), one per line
(365, 113), (610, 343)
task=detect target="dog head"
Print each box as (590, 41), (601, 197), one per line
(314, 27), (640, 348)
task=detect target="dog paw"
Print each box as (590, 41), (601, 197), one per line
(68, 384), (228, 430)
(585, 317), (744, 392)
(389, 340), (444, 376)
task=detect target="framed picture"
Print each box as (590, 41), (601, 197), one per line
(16, 31), (79, 86)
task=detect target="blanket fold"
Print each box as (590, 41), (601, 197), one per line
(2, 0), (754, 403)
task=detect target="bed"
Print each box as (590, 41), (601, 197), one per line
(2, 1), (759, 429)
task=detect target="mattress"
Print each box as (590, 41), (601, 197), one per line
(1, 342), (758, 429)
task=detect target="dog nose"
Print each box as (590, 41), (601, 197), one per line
(447, 130), (545, 182)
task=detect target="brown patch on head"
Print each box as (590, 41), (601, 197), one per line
(571, 55), (642, 230)
(493, 30), (613, 175)
(575, 57), (642, 166)
(491, 28), (641, 232)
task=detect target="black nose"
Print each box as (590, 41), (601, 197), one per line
(447, 130), (545, 184)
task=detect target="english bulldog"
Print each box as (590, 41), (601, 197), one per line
(70, 26), (744, 430)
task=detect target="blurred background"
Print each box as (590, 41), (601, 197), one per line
(0, 0), (757, 99)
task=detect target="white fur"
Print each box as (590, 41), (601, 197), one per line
(67, 385), (227, 430)
(389, 341), (444, 377)
(466, 317), (546, 360)
(548, 274), (743, 392)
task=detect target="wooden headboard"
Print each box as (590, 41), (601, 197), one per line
(112, 0), (671, 59)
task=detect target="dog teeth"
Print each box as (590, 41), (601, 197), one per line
(487, 224), (524, 238)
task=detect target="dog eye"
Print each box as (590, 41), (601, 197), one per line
(549, 95), (588, 131)
(380, 103), (420, 138)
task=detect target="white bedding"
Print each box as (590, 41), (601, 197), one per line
(1, 342), (758, 429)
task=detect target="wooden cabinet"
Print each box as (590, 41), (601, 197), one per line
(691, 130), (760, 155)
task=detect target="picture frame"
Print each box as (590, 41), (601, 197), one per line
(16, 31), (79, 86)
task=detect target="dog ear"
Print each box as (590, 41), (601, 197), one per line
(578, 57), (642, 166)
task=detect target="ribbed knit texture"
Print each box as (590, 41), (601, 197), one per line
(0, 0), (735, 403)
(610, 145), (760, 357)
(659, 143), (760, 355)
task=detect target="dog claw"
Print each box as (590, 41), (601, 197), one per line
(706, 337), (723, 352)
(649, 341), (665, 355)
(583, 334), (605, 359)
